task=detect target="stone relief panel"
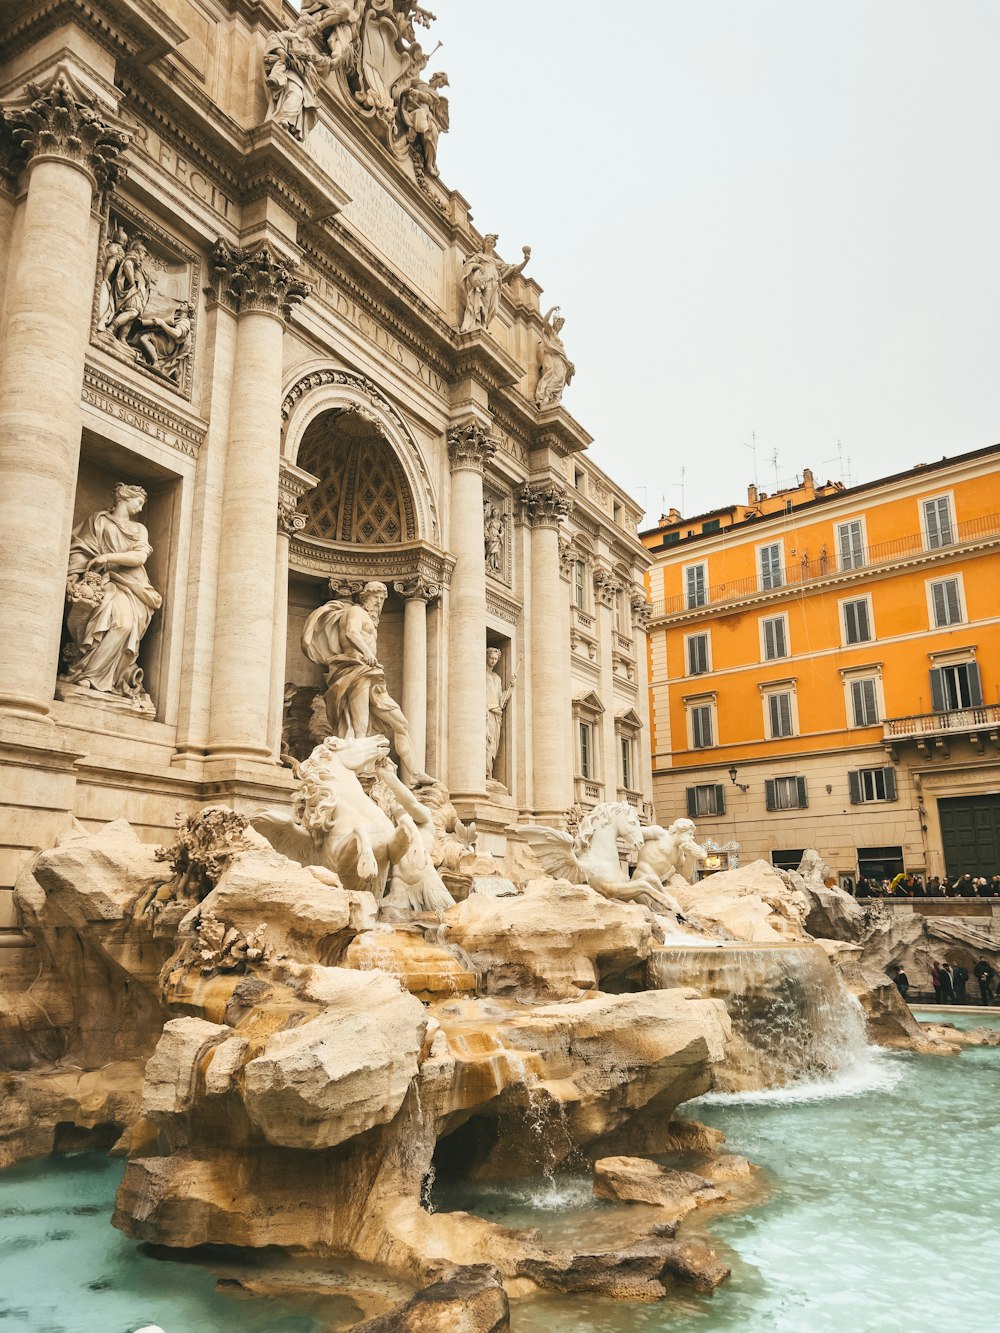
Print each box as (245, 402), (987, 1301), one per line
(92, 206), (199, 398)
(483, 486), (512, 586)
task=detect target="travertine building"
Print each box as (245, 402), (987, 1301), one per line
(642, 445), (1000, 887)
(0, 0), (653, 929)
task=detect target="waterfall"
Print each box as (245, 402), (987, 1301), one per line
(648, 943), (870, 1093)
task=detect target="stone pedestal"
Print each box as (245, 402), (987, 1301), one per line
(446, 422), (495, 804)
(204, 243), (309, 763)
(522, 483), (572, 821)
(0, 74), (128, 719)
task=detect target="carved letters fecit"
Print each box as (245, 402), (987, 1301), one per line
(117, 109), (236, 220)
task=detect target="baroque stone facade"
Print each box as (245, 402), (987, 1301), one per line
(0, 2), (652, 926)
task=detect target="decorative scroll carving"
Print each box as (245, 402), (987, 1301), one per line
(278, 498), (307, 536)
(393, 575), (441, 603)
(4, 73), (129, 191)
(447, 420), (496, 472)
(519, 482), (570, 528)
(459, 234), (531, 333)
(534, 307), (575, 409)
(209, 241), (310, 320)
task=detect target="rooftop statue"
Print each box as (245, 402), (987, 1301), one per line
(397, 68), (449, 177)
(303, 1), (363, 66)
(263, 14), (332, 142)
(301, 579), (432, 786)
(459, 234), (531, 333)
(534, 306), (575, 409)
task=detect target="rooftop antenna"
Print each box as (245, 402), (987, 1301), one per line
(743, 431), (759, 489)
(674, 466), (686, 517)
(822, 439), (848, 485)
(769, 447), (780, 491)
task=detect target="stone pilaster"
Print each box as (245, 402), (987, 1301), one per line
(267, 462), (317, 759)
(394, 576), (441, 777)
(0, 73), (129, 719)
(446, 420), (496, 803)
(206, 241), (310, 762)
(520, 482), (572, 820)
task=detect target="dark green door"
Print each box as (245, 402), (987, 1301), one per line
(939, 794), (1000, 878)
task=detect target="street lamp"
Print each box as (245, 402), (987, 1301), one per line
(728, 764), (749, 794)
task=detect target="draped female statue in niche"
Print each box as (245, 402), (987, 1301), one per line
(61, 483), (162, 710)
(485, 646), (517, 784)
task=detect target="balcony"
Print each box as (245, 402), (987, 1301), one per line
(649, 511), (1000, 619)
(883, 703), (1000, 759)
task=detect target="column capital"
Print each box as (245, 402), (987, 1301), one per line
(519, 482), (570, 528)
(393, 576), (441, 604)
(3, 73), (129, 192)
(209, 240), (310, 321)
(447, 419), (497, 472)
(277, 498), (307, 537)
(593, 564), (622, 608)
(630, 589), (653, 629)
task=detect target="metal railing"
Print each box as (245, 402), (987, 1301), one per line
(649, 511), (1000, 618)
(884, 702), (1000, 738)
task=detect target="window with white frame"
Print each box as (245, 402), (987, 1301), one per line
(761, 613), (788, 661)
(923, 495), (954, 549)
(620, 735), (634, 789)
(573, 690), (605, 784)
(685, 562), (707, 609)
(614, 708), (642, 792)
(614, 588), (629, 633)
(930, 661), (982, 712)
(849, 767), (898, 804)
(573, 560), (587, 609)
(688, 701), (715, 749)
(842, 595), (873, 645)
(686, 783), (726, 817)
(849, 676), (880, 727)
(763, 687), (795, 739)
(836, 519), (866, 571)
(687, 631), (710, 675)
(928, 576), (963, 628)
(758, 542), (784, 590)
(578, 721), (594, 778)
(765, 775), (807, 810)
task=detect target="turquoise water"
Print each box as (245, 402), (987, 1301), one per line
(4, 1033), (998, 1331)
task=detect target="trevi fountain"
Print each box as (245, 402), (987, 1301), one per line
(0, 2), (998, 1331)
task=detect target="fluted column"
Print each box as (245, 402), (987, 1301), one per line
(446, 420), (495, 802)
(0, 75), (128, 717)
(394, 576), (440, 776)
(522, 482), (572, 820)
(206, 242), (309, 762)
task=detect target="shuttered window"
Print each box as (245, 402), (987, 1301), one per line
(930, 578), (962, 627)
(837, 520), (866, 570)
(843, 597), (872, 644)
(579, 721), (593, 778)
(758, 543), (783, 590)
(765, 776), (808, 810)
(690, 704), (714, 748)
(850, 677), (880, 727)
(849, 767), (898, 803)
(930, 662), (983, 712)
(762, 615), (788, 660)
(767, 691), (794, 738)
(685, 563), (707, 609)
(923, 496), (954, 549)
(687, 633), (709, 675)
(686, 784), (726, 817)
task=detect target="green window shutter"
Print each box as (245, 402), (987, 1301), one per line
(796, 776), (808, 808)
(884, 768), (897, 802)
(929, 667), (946, 712)
(765, 778), (777, 811)
(686, 787), (697, 818)
(968, 663), (983, 708)
(848, 771), (862, 804)
(714, 784), (726, 815)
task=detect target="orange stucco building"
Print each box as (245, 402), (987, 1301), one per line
(641, 443), (1000, 886)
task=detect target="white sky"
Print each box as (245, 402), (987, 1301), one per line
(427, 0), (1000, 523)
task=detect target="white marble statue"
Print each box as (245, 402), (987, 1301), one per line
(61, 484), (162, 707)
(303, 1), (363, 65)
(372, 759), (455, 912)
(398, 69), (449, 176)
(253, 734), (414, 896)
(517, 801), (678, 909)
(459, 234), (531, 333)
(263, 14), (332, 141)
(534, 307), (575, 409)
(301, 580), (432, 786)
(629, 820), (708, 913)
(485, 646), (516, 782)
(483, 501), (506, 574)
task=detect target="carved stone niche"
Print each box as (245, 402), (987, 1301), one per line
(92, 204), (200, 397)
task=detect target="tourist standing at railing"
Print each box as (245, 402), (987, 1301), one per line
(927, 875), (942, 896)
(974, 958), (995, 1005)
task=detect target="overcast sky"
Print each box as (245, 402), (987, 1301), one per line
(427, 0), (999, 523)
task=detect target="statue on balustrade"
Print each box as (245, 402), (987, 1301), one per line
(485, 646), (516, 783)
(60, 483), (162, 710)
(534, 307), (575, 409)
(398, 69), (449, 177)
(303, 1), (363, 66)
(263, 14), (332, 141)
(459, 234), (531, 333)
(301, 579), (432, 786)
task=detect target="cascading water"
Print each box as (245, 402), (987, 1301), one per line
(647, 942), (870, 1092)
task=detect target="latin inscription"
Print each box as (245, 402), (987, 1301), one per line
(308, 122), (445, 306)
(317, 279), (448, 398)
(82, 379), (203, 458)
(119, 110), (236, 220)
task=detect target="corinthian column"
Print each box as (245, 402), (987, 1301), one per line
(205, 242), (310, 762)
(0, 74), (129, 717)
(521, 482), (571, 820)
(394, 576), (440, 777)
(446, 420), (496, 803)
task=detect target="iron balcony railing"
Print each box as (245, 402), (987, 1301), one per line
(884, 702), (1000, 739)
(649, 511), (1000, 618)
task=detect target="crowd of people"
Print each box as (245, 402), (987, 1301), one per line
(856, 871), (1000, 898)
(889, 957), (996, 1005)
